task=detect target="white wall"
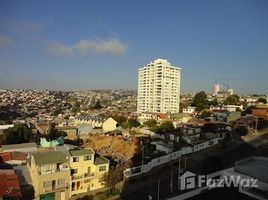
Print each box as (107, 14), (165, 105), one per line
(124, 138), (219, 178)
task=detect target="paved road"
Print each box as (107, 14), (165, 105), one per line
(121, 132), (268, 200)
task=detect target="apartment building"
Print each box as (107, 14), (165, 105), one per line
(28, 147), (109, 199)
(28, 151), (71, 200)
(137, 58), (181, 113)
(56, 145), (109, 196)
(68, 148), (109, 195)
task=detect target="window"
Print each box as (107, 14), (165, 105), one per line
(99, 177), (105, 185)
(71, 169), (78, 174)
(58, 178), (65, 186)
(99, 166), (106, 172)
(73, 157), (79, 162)
(43, 181), (52, 188)
(84, 179), (90, 183)
(208, 141), (214, 146)
(84, 155), (91, 161)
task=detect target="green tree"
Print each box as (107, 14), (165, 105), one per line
(257, 98), (267, 104)
(159, 121), (174, 133)
(224, 94), (240, 105)
(103, 165), (123, 195)
(93, 100), (102, 109)
(208, 98), (218, 106)
(257, 118), (268, 130)
(200, 110), (213, 118)
(143, 119), (157, 128)
(47, 124), (67, 141)
(242, 105), (256, 116)
(122, 118), (140, 129)
(3, 124), (35, 144)
(192, 91), (208, 111)
(111, 115), (127, 126)
(235, 126), (248, 136)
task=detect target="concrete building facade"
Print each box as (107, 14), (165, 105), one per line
(137, 58), (181, 113)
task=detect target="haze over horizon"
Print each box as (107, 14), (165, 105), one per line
(0, 0), (268, 94)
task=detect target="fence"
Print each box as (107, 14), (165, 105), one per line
(124, 138), (219, 178)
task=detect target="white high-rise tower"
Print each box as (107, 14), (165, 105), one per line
(137, 58), (181, 113)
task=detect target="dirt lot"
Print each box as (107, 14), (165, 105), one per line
(81, 135), (139, 160)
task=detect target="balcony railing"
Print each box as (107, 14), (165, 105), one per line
(43, 184), (68, 193)
(72, 175), (83, 180)
(84, 172), (95, 178)
(39, 167), (69, 175)
(71, 173), (95, 181)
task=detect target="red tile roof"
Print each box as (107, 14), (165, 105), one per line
(0, 152), (12, 163)
(252, 108), (268, 117)
(0, 170), (22, 198)
(156, 113), (169, 120)
(11, 152), (27, 161)
(0, 152), (27, 163)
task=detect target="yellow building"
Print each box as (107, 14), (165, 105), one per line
(56, 145), (109, 196)
(74, 115), (117, 133)
(103, 117), (117, 132)
(28, 151), (71, 200)
(28, 146), (109, 199)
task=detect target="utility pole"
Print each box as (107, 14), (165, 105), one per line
(141, 145), (144, 176)
(184, 156), (187, 170)
(157, 180), (160, 200)
(142, 145), (144, 166)
(178, 156), (181, 190)
(170, 169), (173, 193)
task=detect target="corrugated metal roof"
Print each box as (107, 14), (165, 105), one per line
(2, 142), (37, 151)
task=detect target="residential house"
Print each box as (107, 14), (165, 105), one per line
(102, 117), (117, 132)
(0, 169), (22, 199)
(68, 148), (95, 195)
(28, 151), (71, 200)
(0, 152), (27, 165)
(55, 145), (109, 196)
(74, 115), (117, 133)
(74, 115), (105, 128)
(138, 112), (169, 124)
(182, 106), (196, 114)
(151, 141), (173, 154)
(181, 124), (202, 144)
(202, 122), (232, 139)
(252, 107), (268, 117)
(211, 105), (243, 112)
(170, 113), (192, 127)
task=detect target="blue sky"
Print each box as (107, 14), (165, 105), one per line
(0, 0), (267, 94)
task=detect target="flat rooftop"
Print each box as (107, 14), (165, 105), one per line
(236, 156), (268, 183)
(32, 151), (68, 165)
